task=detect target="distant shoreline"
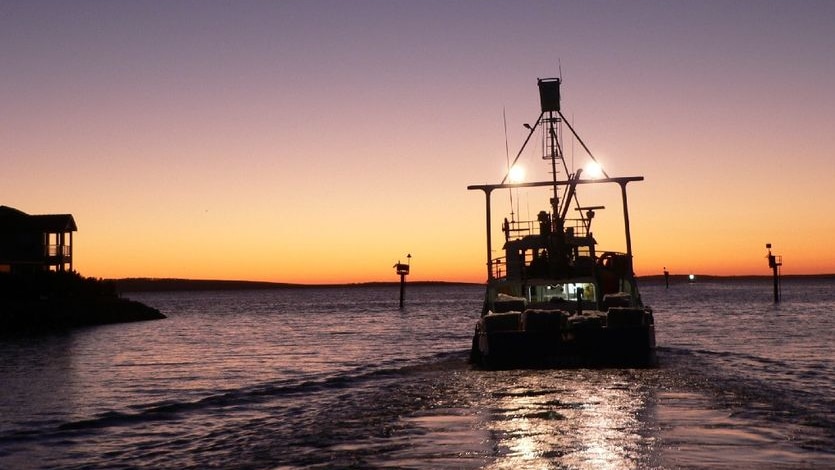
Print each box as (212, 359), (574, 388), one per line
(111, 275), (835, 293)
(112, 278), (480, 293)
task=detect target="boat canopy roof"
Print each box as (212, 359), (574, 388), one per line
(467, 176), (644, 194)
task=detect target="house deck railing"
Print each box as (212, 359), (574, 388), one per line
(46, 245), (72, 257)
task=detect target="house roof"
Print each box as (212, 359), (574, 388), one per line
(0, 205), (77, 232)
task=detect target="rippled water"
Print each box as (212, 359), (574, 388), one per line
(1, 280), (833, 469)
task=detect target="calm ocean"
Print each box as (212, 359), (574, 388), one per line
(1, 279), (833, 469)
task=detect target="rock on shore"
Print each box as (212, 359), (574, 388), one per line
(1, 297), (165, 333)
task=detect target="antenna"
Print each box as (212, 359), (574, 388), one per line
(503, 107), (515, 222)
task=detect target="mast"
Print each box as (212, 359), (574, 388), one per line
(537, 78), (563, 219)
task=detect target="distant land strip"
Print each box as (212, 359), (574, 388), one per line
(111, 278), (479, 293)
(111, 275), (835, 293)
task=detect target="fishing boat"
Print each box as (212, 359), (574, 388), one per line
(468, 78), (655, 368)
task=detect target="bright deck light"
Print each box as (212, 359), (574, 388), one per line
(508, 165), (525, 183)
(584, 161), (605, 179)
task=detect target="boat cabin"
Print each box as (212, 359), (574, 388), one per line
(470, 176), (643, 315)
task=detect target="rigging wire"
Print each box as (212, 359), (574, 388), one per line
(557, 109), (610, 179)
(500, 112), (544, 185)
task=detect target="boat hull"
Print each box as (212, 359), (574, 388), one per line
(470, 313), (656, 369)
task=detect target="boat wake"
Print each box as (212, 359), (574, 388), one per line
(656, 345), (835, 456)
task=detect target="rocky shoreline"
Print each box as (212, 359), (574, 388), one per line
(1, 297), (165, 333)
(0, 271), (165, 334)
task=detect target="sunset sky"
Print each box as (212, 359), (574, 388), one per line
(3, 1), (834, 283)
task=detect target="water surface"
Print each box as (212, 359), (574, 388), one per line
(1, 280), (833, 468)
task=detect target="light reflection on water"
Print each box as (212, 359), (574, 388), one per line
(482, 371), (653, 470)
(379, 367), (659, 470)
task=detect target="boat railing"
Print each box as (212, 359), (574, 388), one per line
(503, 219), (535, 241)
(505, 216), (590, 242)
(564, 218), (589, 240)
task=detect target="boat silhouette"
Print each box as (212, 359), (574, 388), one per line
(468, 78), (655, 368)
